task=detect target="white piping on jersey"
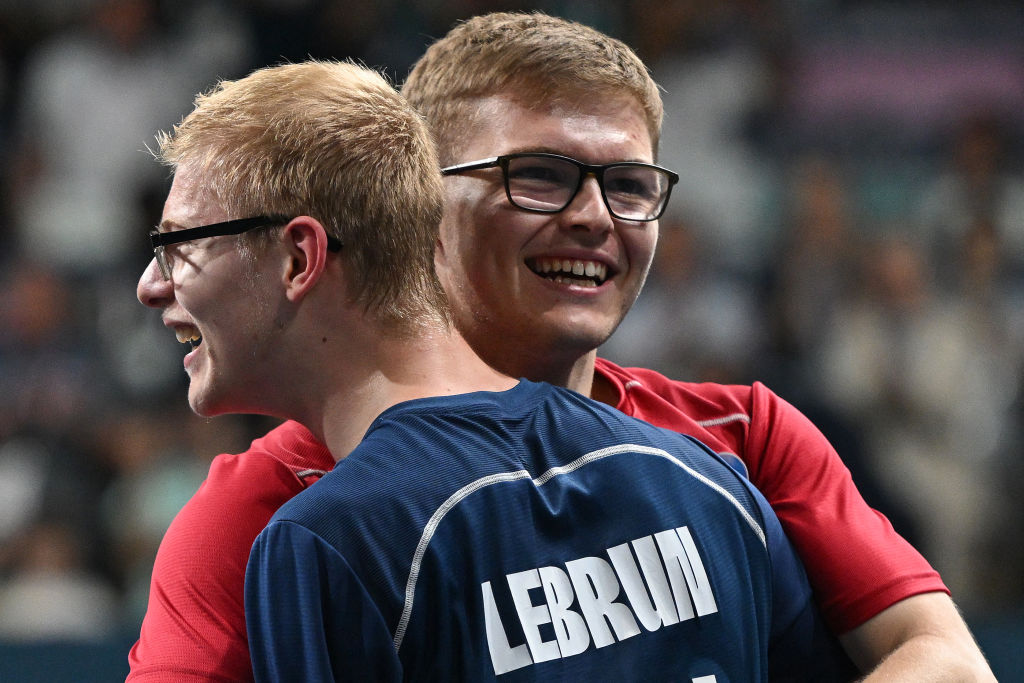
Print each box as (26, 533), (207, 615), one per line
(617, 379), (750, 429)
(294, 469), (327, 480)
(696, 413), (751, 428)
(392, 442), (766, 652)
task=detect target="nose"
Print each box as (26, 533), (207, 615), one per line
(137, 258), (173, 308)
(558, 175), (614, 234)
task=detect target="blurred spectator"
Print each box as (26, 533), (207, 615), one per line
(633, 0), (789, 273)
(814, 234), (1022, 613)
(917, 112), (1024, 288)
(96, 403), (275, 623)
(763, 152), (861, 389)
(6, 0), (251, 277)
(0, 436), (49, 549)
(0, 520), (120, 641)
(0, 260), (106, 436)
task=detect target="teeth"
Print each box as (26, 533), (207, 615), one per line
(552, 275), (597, 288)
(175, 328), (201, 344)
(530, 257), (608, 283)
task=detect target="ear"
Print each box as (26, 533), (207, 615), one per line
(435, 212), (454, 272)
(281, 217), (332, 303)
(433, 236), (446, 271)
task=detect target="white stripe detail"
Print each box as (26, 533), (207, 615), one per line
(696, 413), (751, 428)
(392, 470), (532, 650)
(392, 443), (765, 651)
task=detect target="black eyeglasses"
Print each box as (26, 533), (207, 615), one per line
(441, 152), (679, 222)
(148, 215), (342, 280)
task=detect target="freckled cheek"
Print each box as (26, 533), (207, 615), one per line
(457, 224), (508, 278)
(621, 231), (654, 275)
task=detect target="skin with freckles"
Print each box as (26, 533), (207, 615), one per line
(137, 164), (287, 417)
(437, 94), (658, 388)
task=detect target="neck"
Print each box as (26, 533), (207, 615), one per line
(473, 343), (601, 398)
(308, 326), (517, 461)
(514, 349), (619, 407)
(543, 349), (598, 397)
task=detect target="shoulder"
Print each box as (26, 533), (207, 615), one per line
(594, 359), (825, 477)
(245, 419), (335, 480)
(595, 358), (811, 431)
(595, 357), (755, 417)
(157, 421), (333, 565)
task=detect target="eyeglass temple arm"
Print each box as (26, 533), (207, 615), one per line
(440, 157), (501, 176)
(151, 219), (342, 252)
(149, 217), (273, 248)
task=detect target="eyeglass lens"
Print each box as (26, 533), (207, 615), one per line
(154, 246), (170, 280)
(504, 155), (671, 221)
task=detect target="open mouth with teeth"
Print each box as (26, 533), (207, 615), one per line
(175, 327), (202, 350)
(527, 257), (610, 288)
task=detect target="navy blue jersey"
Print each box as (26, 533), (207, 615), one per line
(245, 381), (853, 682)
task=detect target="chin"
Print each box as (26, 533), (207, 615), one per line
(187, 382), (227, 418)
(542, 312), (617, 349)
(189, 381), (281, 420)
(186, 395), (218, 418)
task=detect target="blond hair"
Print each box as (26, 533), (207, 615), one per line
(401, 12), (663, 164)
(157, 60), (448, 331)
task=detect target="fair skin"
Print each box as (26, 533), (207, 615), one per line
(436, 90), (995, 682)
(137, 162), (516, 459)
(437, 94), (658, 393)
(142, 165), (287, 417)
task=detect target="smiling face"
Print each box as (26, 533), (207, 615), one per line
(436, 93), (659, 383)
(137, 163), (284, 417)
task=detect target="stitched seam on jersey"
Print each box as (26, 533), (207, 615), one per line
(696, 412), (751, 428)
(393, 470), (532, 650)
(534, 443), (765, 545)
(392, 443), (765, 651)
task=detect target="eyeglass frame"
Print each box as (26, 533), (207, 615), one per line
(440, 152), (680, 222)
(148, 215), (343, 281)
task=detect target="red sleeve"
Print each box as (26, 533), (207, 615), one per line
(594, 358), (947, 634)
(127, 423), (331, 682)
(742, 382), (947, 633)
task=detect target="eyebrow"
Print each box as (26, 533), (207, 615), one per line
(504, 145), (563, 156)
(156, 219), (187, 233)
(501, 146), (653, 164)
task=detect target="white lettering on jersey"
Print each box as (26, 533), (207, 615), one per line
(608, 535), (680, 630)
(482, 580), (532, 675)
(507, 569), (561, 664)
(656, 526), (718, 619)
(482, 526), (719, 675)
(566, 556), (642, 647)
(538, 566), (589, 658)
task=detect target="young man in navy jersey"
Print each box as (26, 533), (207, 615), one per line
(137, 58), (851, 680)
(131, 12), (993, 683)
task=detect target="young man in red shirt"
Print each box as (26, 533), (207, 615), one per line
(128, 11), (993, 682)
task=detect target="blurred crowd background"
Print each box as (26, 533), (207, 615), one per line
(0, 0), (1020, 679)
